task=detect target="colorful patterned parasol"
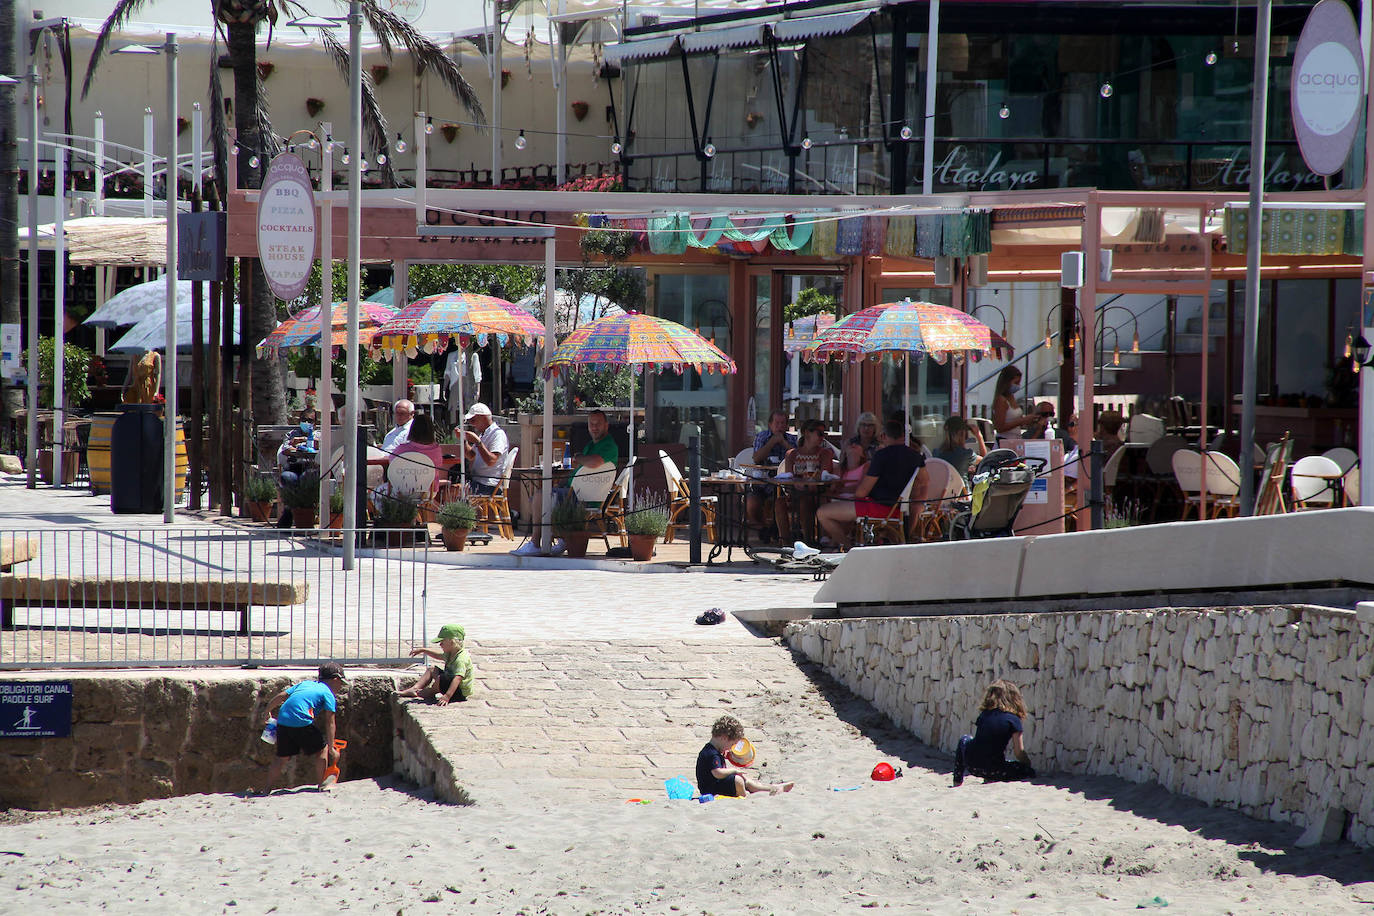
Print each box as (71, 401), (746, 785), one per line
(256, 301), (399, 358)
(783, 312), (836, 356)
(544, 311), (736, 377)
(805, 299), (1013, 365)
(544, 311), (735, 506)
(369, 292), (546, 358)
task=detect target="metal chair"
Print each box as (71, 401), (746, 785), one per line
(1291, 454), (1344, 510)
(659, 450), (716, 543)
(854, 469), (922, 547)
(470, 447), (518, 539)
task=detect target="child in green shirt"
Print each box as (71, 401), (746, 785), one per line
(399, 624), (474, 706)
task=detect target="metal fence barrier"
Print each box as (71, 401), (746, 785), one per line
(0, 527), (431, 669)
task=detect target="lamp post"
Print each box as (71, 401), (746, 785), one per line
(118, 33), (179, 522)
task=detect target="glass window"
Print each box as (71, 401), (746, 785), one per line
(752, 275), (771, 435)
(651, 273), (730, 465)
(781, 274), (845, 433)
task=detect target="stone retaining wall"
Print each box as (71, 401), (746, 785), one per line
(0, 670), (400, 810)
(785, 605), (1374, 846)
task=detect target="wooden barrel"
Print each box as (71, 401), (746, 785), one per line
(92, 410), (188, 498)
(87, 412), (120, 495)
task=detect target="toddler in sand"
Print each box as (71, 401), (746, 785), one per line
(696, 714), (793, 797)
(399, 624), (474, 706)
(952, 679), (1037, 787)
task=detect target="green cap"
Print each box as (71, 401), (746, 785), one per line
(433, 624), (466, 643)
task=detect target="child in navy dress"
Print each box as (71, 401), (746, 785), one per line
(952, 679), (1036, 787)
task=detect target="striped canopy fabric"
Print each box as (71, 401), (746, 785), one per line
(369, 293), (546, 357)
(806, 300), (1013, 364)
(256, 301), (399, 358)
(544, 311), (736, 377)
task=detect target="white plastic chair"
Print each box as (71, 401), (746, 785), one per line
(387, 452), (437, 501)
(570, 462), (617, 506)
(1171, 450), (1240, 519)
(1127, 413), (1165, 445)
(1291, 454), (1344, 509)
(1322, 447), (1358, 473)
(659, 450), (717, 543)
(912, 457), (963, 541)
(587, 458), (635, 549)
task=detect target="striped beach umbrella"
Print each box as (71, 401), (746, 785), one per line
(806, 299), (1012, 364)
(256, 301), (399, 358)
(369, 292), (546, 358)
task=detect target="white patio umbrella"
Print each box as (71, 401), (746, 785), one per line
(84, 278), (206, 330)
(514, 289), (624, 336)
(108, 302), (241, 354)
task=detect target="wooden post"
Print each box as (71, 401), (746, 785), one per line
(189, 188), (204, 510)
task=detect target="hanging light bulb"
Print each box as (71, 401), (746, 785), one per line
(515, 129), (527, 151)
(424, 116), (434, 135)
(249, 154), (260, 168)
(1132, 328), (1140, 353)
(1044, 321), (1053, 350)
(376, 152), (387, 165)
(360, 156), (369, 171)
(610, 140), (623, 155)
(703, 142), (716, 158)
(1099, 82), (1114, 98)
(307, 136), (319, 150)
(1205, 51), (1218, 66)
(1113, 344), (1121, 366)
(341, 149), (351, 165)
(800, 137), (812, 150)
(394, 131), (407, 153)
(899, 125), (913, 140)
(231, 144), (239, 156)
(998, 103), (1010, 120)
(1345, 331), (1353, 359)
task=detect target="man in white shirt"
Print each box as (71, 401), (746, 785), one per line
(460, 402), (509, 495)
(381, 399), (415, 452)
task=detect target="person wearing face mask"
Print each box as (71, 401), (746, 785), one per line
(991, 366), (1039, 444)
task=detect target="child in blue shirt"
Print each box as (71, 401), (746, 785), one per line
(953, 679), (1037, 787)
(260, 662), (346, 793)
(695, 715), (793, 798)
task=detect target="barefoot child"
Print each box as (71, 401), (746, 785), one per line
(260, 662), (346, 793)
(399, 624), (474, 706)
(696, 714), (794, 798)
(952, 679), (1036, 787)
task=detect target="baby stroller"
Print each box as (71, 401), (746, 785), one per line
(946, 449), (1041, 540)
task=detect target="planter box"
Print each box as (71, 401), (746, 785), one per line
(38, 449), (79, 485)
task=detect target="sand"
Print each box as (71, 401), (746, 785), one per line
(3, 673), (1372, 916)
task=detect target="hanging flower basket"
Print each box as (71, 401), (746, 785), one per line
(440, 122), (460, 143)
(176, 117), (189, 135)
(256, 61), (274, 81)
(306, 97), (325, 118)
(370, 64), (390, 85)
(571, 100), (589, 121)
(500, 68), (511, 89)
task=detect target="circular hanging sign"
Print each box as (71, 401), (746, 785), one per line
(256, 152), (317, 301)
(1290, 0), (1365, 176)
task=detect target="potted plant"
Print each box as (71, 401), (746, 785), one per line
(436, 499), (478, 551)
(278, 471), (321, 529)
(373, 492), (422, 547)
(244, 475), (278, 524)
(327, 486), (346, 530)
(623, 498), (669, 561)
(551, 496), (591, 559)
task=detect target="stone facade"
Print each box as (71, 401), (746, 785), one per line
(785, 605), (1374, 847)
(0, 671), (399, 810)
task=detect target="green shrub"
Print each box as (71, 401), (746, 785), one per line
(245, 475), (278, 503)
(436, 499), (478, 530)
(35, 337), (93, 409)
(278, 470), (320, 509)
(329, 485), (346, 515)
(374, 492), (420, 527)
(550, 496), (588, 533)
(623, 498), (669, 538)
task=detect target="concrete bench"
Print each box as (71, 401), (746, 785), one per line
(0, 576), (310, 635)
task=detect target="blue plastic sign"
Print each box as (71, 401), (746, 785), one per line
(0, 681), (73, 738)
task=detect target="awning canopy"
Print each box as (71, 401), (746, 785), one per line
(679, 23), (769, 53)
(772, 10), (872, 41)
(603, 34), (681, 65)
(17, 216), (167, 267)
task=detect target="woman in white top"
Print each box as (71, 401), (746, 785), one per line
(991, 366), (1039, 442)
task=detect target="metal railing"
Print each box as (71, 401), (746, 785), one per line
(0, 527), (430, 669)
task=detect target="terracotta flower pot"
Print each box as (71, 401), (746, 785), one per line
(247, 500), (274, 524)
(628, 533), (657, 561)
(291, 506), (318, 530)
(441, 527), (469, 551)
(561, 531), (591, 559)
(328, 511), (344, 531)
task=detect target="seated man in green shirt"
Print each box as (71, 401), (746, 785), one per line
(514, 409), (620, 556)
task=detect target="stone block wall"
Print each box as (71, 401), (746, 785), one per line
(0, 670), (400, 810)
(785, 605), (1374, 846)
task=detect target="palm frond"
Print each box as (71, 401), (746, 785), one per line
(320, 30), (397, 187)
(360, 2), (486, 124)
(80, 0), (160, 99)
(208, 33), (230, 197)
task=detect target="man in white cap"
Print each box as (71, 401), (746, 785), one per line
(460, 402), (508, 495)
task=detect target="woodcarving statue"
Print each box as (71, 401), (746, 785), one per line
(123, 350), (162, 404)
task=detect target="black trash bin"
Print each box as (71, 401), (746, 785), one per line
(110, 404), (164, 514)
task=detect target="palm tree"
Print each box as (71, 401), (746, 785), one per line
(81, 0), (485, 426)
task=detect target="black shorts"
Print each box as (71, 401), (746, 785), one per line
(275, 723), (326, 758)
(437, 672), (468, 700)
(698, 771), (740, 798)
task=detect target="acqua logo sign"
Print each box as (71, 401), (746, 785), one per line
(1290, 0), (1364, 176)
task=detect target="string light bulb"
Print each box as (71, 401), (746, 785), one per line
(249, 155), (260, 168)
(610, 140), (623, 155)
(394, 131), (407, 153)
(998, 103), (1010, 120)
(307, 136), (319, 150)
(1344, 330), (1353, 359)
(800, 137), (812, 150)
(1205, 51), (1218, 66)
(1100, 82), (1114, 98)
(424, 116), (434, 135)
(703, 141), (716, 158)
(341, 149), (351, 165)
(1132, 328), (1140, 353)
(1113, 344), (1121, 366)
(376, 152), (387, 165)
(515, 129), (527, 150)
(899, 125), (913, 140)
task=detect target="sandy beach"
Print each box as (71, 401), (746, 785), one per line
(3, 650), (1371, 916)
